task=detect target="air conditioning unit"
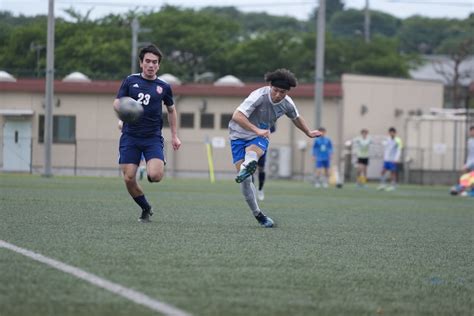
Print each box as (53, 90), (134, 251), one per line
(267, 146), (292, 178)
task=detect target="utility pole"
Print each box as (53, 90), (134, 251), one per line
(43, 0), (55, 177)
(131, 17), (151, 74)
(314, 0), (326, 129)
(364, 0), (371, 43)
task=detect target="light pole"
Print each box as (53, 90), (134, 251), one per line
(131, 17), (151, 74)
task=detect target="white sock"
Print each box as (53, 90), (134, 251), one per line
(241, 151), (258, 170)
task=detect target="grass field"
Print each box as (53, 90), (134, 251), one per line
(0, 173), (472, 316)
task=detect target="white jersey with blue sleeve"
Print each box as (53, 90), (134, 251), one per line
(228, 86), (299, 140)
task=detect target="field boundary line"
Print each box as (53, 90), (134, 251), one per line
(0, 239), (191, 316)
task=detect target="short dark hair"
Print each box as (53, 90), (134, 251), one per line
(264, 68), (298, 90)
(139, 44), (163, 63)
(470, 126), (474, 131)
(318, 127), (326, 132)
(389, 127), (396, 133)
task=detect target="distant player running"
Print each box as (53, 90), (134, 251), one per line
(228, 68), (321, 227)
(113, 44), (181, 222)
(377, 127), (402, 191)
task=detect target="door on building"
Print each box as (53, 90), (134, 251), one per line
(3, 120), (32, 172)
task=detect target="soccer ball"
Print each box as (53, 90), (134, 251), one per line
(116, 97), (143, 123)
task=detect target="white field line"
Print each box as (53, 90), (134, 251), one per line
(0, 240), (191, 316)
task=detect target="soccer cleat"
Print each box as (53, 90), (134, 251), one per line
(235, 160), (258, 183)
(257, 190), (265, 201)
(255, 212), (274, 228)
(377, 184), (386, 191)
(138, 207), (153, 223)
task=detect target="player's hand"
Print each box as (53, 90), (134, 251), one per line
(308, 130), (323, 138)
(172, 136), (181, 150)
(256, 128), (271, 139)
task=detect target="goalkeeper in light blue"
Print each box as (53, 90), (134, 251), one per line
(228, 69), (322, 227)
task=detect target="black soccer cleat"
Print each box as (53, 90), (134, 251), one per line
(138, 207), (153, 223)
(235, 160), (258, 183)
(255, 211), (274, 228)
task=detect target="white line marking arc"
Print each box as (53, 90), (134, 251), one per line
(0, 240), (191, 316)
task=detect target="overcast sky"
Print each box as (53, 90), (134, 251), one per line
(1, 0), (473, 21)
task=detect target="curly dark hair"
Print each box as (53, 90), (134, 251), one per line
(264, 68), (298, 89)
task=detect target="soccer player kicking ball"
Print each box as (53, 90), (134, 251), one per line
(113, 44), (181, 222)
(228, 69), (322, 227)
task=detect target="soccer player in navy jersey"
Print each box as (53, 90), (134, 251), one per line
(113, 44), (181, 222)
(228, 69), (322, 227)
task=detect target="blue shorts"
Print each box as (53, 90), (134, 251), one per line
(383, 161), (397, 172)
(231, 137), (269, 164)
(316, 160), (330, 169)
(119, 133), (164, 165)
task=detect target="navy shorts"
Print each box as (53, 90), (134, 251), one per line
(119, 133), (164, 165)
(230, 137), (269, 164)
(357, 157), (369, 165)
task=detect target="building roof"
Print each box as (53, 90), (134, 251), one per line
(0, 79), (342, 98)
(0, 70), (17, 82)
(158, 73), (182, 85)
(214, 75), (244, 87)
(62, 72), (91, 82)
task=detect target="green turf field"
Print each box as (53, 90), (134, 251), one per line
(0, 174), (472, 316)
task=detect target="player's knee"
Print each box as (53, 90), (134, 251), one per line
(147, 171), (164, 183)
(123, 174), (137, 186)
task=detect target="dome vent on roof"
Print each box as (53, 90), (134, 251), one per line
(214, 75), (244, 87)
(158, 73), (182, 85)
(62, 72), (91, 82)
(0, 70), (17, 82)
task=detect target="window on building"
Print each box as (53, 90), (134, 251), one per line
(38, 115), (76, 143)
(220, 113), (233, 129)
(180, 113), (195, 128)
(200, 113), (215, 129)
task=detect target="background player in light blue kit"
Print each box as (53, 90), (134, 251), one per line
(113, 44), (181, 222)
(312, 127), (333, 188)
(229, 68), (321, 227)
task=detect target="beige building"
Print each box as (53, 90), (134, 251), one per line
(0, 74), (444, 180)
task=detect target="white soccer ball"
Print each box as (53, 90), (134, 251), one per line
(116, 97), (144, 123)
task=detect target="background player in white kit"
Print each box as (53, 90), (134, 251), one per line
(228, 68), (321, 227)
(353, 128), (371, 187)
(377, 127), (403, 191)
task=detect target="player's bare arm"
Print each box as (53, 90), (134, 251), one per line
(166, 105), (181, 150)
(292, 116), (322, 138)
(232, 110), (271, 138)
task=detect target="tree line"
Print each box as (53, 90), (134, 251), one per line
(0, 2), (472, 83)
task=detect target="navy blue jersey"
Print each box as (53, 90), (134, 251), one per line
(117, 74), (174, 137)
